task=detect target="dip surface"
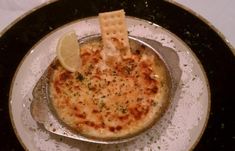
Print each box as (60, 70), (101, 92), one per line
(49, 39), (170, 140)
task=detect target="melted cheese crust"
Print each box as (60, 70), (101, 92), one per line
(49, 40), (170, 140)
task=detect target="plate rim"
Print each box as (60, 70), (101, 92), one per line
(8, 15), (211, 150)
(167, 0), (235, 56)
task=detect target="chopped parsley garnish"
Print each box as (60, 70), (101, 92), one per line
(76, 73), (84, 81)
(99, 100), (105, 109)
(118, 105), (127, 113)
(87, 82), (92, 90)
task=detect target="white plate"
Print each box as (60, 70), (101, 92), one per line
(9, 16), (210, 151)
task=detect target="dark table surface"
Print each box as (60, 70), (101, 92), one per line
(0, 0), (235, 150)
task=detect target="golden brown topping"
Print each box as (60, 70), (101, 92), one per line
(50, 39), (169, 139)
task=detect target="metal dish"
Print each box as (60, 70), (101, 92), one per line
(30, 34), (181, 144)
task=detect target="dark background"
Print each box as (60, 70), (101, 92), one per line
(0, 0), (234, 150)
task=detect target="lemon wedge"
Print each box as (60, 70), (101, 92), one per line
(56, 31), (81, 72)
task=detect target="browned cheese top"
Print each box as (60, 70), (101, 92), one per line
(50, 39), (170, 139)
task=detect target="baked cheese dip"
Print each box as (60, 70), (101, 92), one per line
(48, 10), (170, 140)
(49, 37), (170, 140)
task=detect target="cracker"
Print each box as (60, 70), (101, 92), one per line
(99, 9), (131, 57)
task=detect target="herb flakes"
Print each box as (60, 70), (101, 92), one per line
(76, 72), (84, 81)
